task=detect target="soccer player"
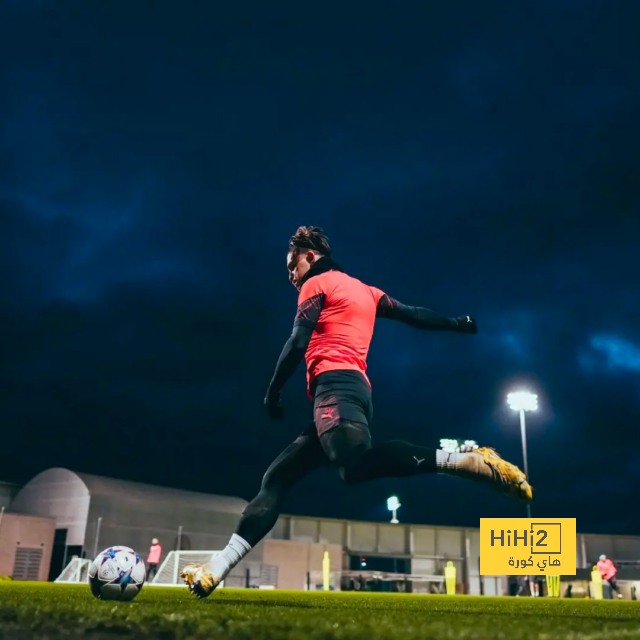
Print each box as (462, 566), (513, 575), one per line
(182, 226), (532, 597)
(146, 538), (162, 581)
(597, 554), (623, 599)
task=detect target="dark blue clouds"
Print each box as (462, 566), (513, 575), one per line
(583, 336), (640, 374)
(1, 0), (639, 532)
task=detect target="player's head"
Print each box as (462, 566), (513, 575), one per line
(599, 554), (607, 560)
(152, 538), (159, 545)
(287, 226), (331, 290)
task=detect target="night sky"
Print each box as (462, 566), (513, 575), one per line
(2, 1), (640, 535)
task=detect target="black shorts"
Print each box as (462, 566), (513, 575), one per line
(311, 369), (373, 436)
(288, 370), (373, 469)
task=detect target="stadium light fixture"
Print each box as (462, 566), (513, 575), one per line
(440, 438), (459, 453)
(507, 391), (538, 519)
(439, 438), (478, 453)
(507, 391), (538, 413)
(387, 496), (401, 524)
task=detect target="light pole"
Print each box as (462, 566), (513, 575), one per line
(506, 391), (538, 519)
(387, 496), (401, 524)
(92, 517), (103, 558)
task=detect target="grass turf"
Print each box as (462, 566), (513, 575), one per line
(1, 583), (640, 639)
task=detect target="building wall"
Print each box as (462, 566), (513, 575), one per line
(0, 513), (55, 581)
(12, 469), (640, 592)
(262, 539), (343, 590)
(12, 469), (248, 571)
(0, 482), (18, 510)
(85, 495), (242, 562)
(272, 515), (518, 595)
(581, 534), (640, 567)
(11, 469), (90, 546)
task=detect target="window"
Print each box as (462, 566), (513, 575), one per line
(349, 555), (409, 573)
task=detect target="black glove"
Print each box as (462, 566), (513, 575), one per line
(264, 388), (285, 420)
(452, 315), (478, 334)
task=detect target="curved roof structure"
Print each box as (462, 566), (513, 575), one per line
(75, 471), (247, 514)
(11, 468), (248, 547)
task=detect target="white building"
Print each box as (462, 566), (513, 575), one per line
(11, 468), (248, 580)
(9, 468), (640, 594)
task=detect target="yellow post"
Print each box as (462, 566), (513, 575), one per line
(546, 575), (561, 597)
(322, 551), (330, 591)
(591, 566), (603, 600)
(445, 561), (456, 595)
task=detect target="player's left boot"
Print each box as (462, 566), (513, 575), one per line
(464, 447), (533, 503)
(180, 564), (221, 598)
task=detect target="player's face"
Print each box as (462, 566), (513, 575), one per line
(287, 250), (313, 290)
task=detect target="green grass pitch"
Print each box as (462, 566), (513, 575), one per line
(1, 583), (640, 639)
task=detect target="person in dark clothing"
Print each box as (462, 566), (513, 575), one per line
(515, 575), (529, 596)
(182, 226), (533, 598)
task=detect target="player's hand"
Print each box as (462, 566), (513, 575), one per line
(264, 388), (285, 420)
(452, 315), (478, 334)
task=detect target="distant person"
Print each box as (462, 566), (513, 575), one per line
(146, 538), (162, 581)
(182, 226), (533, 597)
(515, 575), (529, 597)
(564, 584), (573, 598)
(534, 575), (545, 597)
(527, 575), (541, 597)
(597, 554), (622, 599)
(508, 575), (518, 596)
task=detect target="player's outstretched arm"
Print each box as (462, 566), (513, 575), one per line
(376, 293), (477, 333)
(264, 292), (325, 419)
(264, 324), (313, 419)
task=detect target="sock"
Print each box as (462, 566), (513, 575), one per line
(209, 533), (252, 580)
(436, 449), (474, 475)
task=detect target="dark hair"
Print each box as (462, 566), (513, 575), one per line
(289, 226), (331, 256)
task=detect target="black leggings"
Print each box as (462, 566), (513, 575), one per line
(322, 421), (438, 483)
(608, 577), (621, 593)
(146, 564), (159, 581)
(236, 420), (437, 547)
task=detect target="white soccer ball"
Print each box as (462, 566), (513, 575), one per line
(88, 546), (146, 601)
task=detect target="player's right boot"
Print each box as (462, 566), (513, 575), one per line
(463, 447), (533, 503)
(180, 564), (222, 598)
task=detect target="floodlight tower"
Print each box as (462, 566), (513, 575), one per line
(387, 496), (401, 524)
(507, 391), (538, 519)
